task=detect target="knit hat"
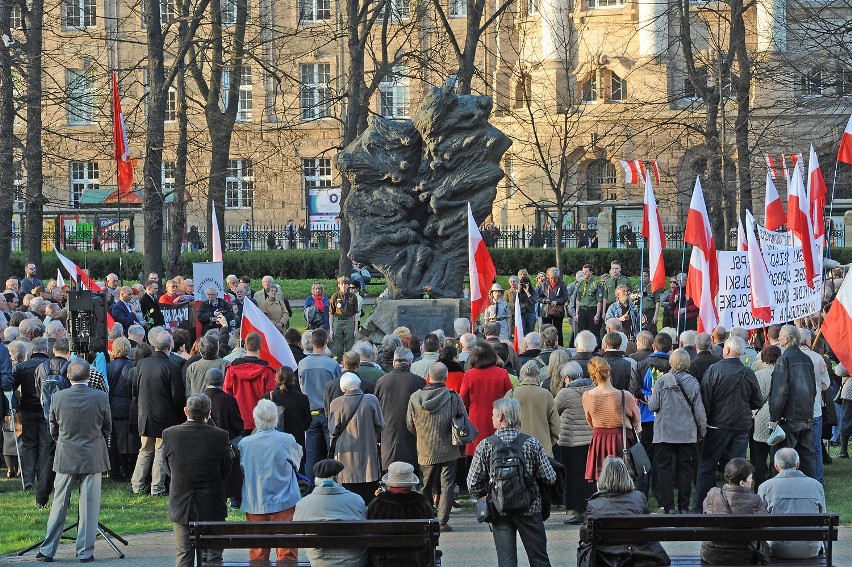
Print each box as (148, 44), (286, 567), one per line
(381, 461), (420, 487)
(314, 459), (345, 479)
(206, 368), (224, 387)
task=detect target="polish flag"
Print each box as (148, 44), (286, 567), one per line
(684, 177), (718, 332)
(651, 160), (661, 185)
(513, 295), (523, 354)
(211, 200), (223, 262)
(808, 145), (827, 242)
(54, 247), (103, 292)
(112, 72), (135, 195)
(56, 269), (65, 288)
(736, 216), (747, 252)
(765, 155), (777, 179)
(764, 171), (785, 230)
(787, 161), (816, 288)
(781, 155), (789, 184)
(241, 297), (297, 370)
(822, 272), (852, 372)
(468, 203), (496, 323)
(635, 160), (647, 184)
(642, 175), (667, 292)
(619, 160), (641, 184)
(745, 210), (772, 323)
(838, 115), (852, 165)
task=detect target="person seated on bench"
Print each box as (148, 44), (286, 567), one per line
(758, 448), (826, 559)
(367, 461), (436, 567)
(701, 458), (768, 565)
(293, 458), (368, 567)
(581, 456), (670, 567)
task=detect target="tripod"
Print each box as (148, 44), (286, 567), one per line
(18, 511), (128, 559)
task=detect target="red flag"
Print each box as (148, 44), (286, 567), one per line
(838, 115), (852, 165)
(619, 160), (640, 184)
(651, 160), (661, 185)
(513, 295), (523, 354)
(642, 175), (667, 292)
(745, 210), (772, 323)
(764, 171), (785, 230)
(112, 72), (134, 195)
(54, 247), (115, 329)
(808, 144), (827, 242)
(241, 297), (297, 370)
(765, 155), (777, 179)
(635, 160), (647, 184)
(684, 177), (719, 332)
(736, 216), (747, 252)
(787, 161), (816, 288)
(468, 203), (496, 323)
(781, 154), (789, 183)
(822, 272), (852, 372)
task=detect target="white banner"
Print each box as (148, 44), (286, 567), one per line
(756, 226), (792, 250)
(193, 262), (225, 301)
(716, 243), (822, 329)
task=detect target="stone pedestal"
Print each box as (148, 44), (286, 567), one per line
(363, 298), (471, 343)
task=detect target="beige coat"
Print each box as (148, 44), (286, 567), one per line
(506, 381), (560, 457)
(554, 377), (594, 447)
(328, 391), (384, 484)
(260, 297), (289, 329)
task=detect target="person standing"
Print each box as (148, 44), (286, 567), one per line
(468, 398), (556, 567)
(223, 332), (276, 436)
(163, 394), (233, 567)
(297, 328), (341, 477)
(573, 264), (603, 344)
(506, 361), (560, 458)
(7, 337), (48, 491)
(329, 276), (358, 361)
(602, 261), (632, 314)
(36, 359), (111, 563)
(21, 263), (45, 296)
(375, 348), (425, 472)
(538, 267), (570, 347)
(240, 218), (251, 250)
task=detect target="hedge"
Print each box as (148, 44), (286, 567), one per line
(16, 246), (852, 282)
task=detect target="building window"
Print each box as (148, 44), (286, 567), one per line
(70, 161), (99, 208)
(514, 74), (531, 108)
(610, 72), (626, 101)
(840, 69), (852, 97)
(222, 66), (252, 121)
(165, 88), (177, 122)
(303, 158), (333, 191)
(13, 161), (24, 210)
(587, 159), (615, 201)
(527, 0), (538, 15)
(64, 0), (96, 28)
(379, 67), (410, 118)
(503, 154), (515, 197)
(10, 5), (23, 29)
(142, 0), (175, 26)
(162, 160), (176, 194)
(221, 0), (249, 25)
(449, 0), (466, 17)
(588, 0), (622, 8)
(226, 159), (254, 209)
(581, 72), (597, 103)
(801, 69), (822, 97)
(385, 0), (409, 20)
(300, 63), (331, 121)
(299, 0), (330, 21)
(682, 67), (706, 99)
(67, 69), (94, 125)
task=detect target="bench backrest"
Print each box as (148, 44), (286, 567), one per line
(191, 519), (440, 551)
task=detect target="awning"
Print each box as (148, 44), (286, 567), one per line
(78, 186), (177, 206)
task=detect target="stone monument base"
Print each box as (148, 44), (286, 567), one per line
(363, 298), (471, 343)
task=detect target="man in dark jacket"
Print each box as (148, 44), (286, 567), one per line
(140, 279), (165, 327)
(205, 368), (244, 507)
(630, 331), (654, 363)
(7, 337), (49, 491)
(769, 325), (818, 479)
(163, 394), (232, 567)
(109, 287), (138, 336)
(375, 347), (426, 472)
(692, 335), (763, 512)
(131, 331), (186, 495)
(601, 332), (632, 391)
(197, 288), (234, 335)
(688, 332), (721, 383)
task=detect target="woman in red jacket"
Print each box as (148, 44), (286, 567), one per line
(460, 341), (513, 458)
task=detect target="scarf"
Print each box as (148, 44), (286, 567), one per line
(312, 294), (325, 313)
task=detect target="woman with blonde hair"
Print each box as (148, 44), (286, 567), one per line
(582, 357), (641, 481)
(545, 348), (571, 397)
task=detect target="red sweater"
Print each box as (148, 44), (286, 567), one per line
(460, 366), (513, 456)
(223, 356), (276, 430)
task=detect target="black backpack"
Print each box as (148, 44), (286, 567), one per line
(488, 433), (533, 515)
(38, 358), (71, 422)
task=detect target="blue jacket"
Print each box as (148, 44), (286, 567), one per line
(239, 429), (303, 514)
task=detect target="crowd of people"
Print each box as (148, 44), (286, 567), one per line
(0, 259), (841, 566)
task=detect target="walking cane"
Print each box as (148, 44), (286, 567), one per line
(4, 391), (24, 490)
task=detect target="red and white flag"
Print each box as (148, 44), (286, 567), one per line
(808, 144), (827, 242)
(636, 160), (647, 184)
(787, 161), (816, 288)
(780, 154), (789, 184)
(822, 272), (852, 372)
(468, 203), (496, 323)
(619, 160), (641, 184)
(641, 175), (667, 292)
(513, 295), (523, 354)
(838, 115), (852, 165)
(56, 269), (65, 288)
(112, 72), (134, 195)
(211, 200), (223, 262)
(241, 297), (297, 370)
(745, 210), (772, 323)
(765, 155), (777, 179)
(736, 216), (747, 252)
(651, 160), (661, 185)
(54, 247), (103, 292)
(764, 171), (785, 230)
(684, 177), (719, 332)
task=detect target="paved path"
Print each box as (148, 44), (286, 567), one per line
(5, 510), (851, 566)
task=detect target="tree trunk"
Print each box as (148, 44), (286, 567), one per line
(23, 0), (45, 274)
(143, 0), (167, 278)
(0, 1), (14, 278)
(731, 0), (752, 225)
(167, 66), (189, 276)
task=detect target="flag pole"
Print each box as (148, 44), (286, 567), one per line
(639, 224), (645, 337)
(826, 160), (840, 259)
(677, 239), (687, 337)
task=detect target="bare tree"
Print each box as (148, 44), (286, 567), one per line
(0, 0), (14, 277)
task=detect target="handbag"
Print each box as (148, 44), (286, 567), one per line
(577, 540), (671, 567)
(328, 394), (364, 458)
(289, 459), (314, 497)
(766, 422), (787, 446)
(475, 495), (496, 523)
(547, 303), (565, 317)
(621, 391), (651, 488)
(451, 393), (478, 446)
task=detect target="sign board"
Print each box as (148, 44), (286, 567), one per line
(193, 262), (225, 300)
(162, 302), (196, 337)
(308, 187), (341, 224)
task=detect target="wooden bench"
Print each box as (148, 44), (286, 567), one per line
(190, 519), (440, 567)
(580, 513), (839, 567)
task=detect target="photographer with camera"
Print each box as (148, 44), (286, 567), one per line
(198, 288), (235, 335)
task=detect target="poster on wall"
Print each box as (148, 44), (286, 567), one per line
(307, 187), (341, 225)
(193, 262), (225, 300)
(614, 208), (643, 248)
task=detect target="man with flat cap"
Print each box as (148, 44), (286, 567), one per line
(329, 276), (359, 360)
(294, 459), (368, 567)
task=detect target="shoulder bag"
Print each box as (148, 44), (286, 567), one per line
(327, 394), (364, 458)
(451, 392), (478, 446)
(673, 374), (702, 439)
(621, 391), (651, 488)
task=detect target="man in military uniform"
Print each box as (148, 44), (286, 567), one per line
(574, 264), (604, 337)
(602, 260), (632, 314)
(638, 269), (662, 335)
(329, 276), (358, 360)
